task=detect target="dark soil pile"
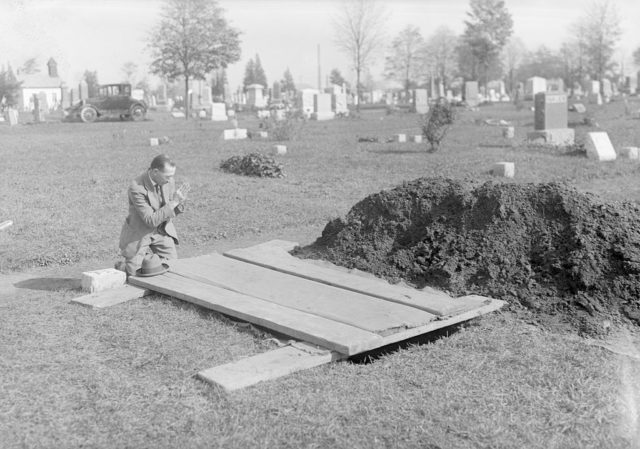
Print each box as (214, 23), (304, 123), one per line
(220, 153), (284, 178)
(294, 178), (640, 335)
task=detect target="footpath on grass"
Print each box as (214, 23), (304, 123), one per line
(295, 177), (640, 336)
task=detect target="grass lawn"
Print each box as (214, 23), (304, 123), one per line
(1, 100), (639, 448)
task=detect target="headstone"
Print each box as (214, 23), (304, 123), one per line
(573, 103), (586, 113)
(527, 92), (574, 146)
(273, 145), (287, 155)
(585, 132), (616, 161)
(198, 109), (207, 119)
(6, 108), (18, 126)
(492, 162), (515, 178)
(257, 110), (271, 119)
(619, 147), (639, 159)
(412, 89), (429, 114)
(502, 126), (515, 139)
(525, 77), (546, 100)
(602, 79), (612, 101)
(395, 134), (407, 143)
(590, 80), (600, 94)
(210, 103), (227, 121)
(149, 138), (159, 146)
(258, 131), (268, 138)
(411, 135), (423, 143)
(171, 111), (186, 118)
(446, 90), (453, 102)
(464, 81), (479, 107)
(312, 93), (334, 120)
(246, 84), (266, 108)
(589, 92), (603, 105)
(33, 95), (44, 122)
(200, 84), (212, 106)
(298, 89), (318, 118)
(222, 128), (248, 140)
(332, 92), (348, 115)
(534, 92), (567, 131)
(79, 80), (89, 100)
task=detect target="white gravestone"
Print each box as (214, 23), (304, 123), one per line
(619, 147), (639, 160)
(492, 162), (515, 178)
(585, 132), (616, 161)
(210, 103), (227, 121)
(313, 93), (334, 120)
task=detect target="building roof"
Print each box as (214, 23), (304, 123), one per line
(18, 72), (63, 89)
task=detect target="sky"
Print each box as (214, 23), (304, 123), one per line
(1, 0), (640, 90)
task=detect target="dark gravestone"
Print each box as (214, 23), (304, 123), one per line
(534, 92), (567, 130)
(464, 81), (479, 107)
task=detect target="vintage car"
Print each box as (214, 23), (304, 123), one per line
(65, 83), (147, 122)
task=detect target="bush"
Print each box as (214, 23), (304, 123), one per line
(421, 101), (456, 152)
(220, 153), (285, 178)
(260, 110), (305, 141)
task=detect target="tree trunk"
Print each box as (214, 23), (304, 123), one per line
(184, 76), (190, 120)
(356, 67), (361, 112)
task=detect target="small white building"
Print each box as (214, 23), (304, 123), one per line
(18, 58), (64, 112)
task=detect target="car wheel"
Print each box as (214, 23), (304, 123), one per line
(80, 106), (97, 123)
(130, 105), (146, 121)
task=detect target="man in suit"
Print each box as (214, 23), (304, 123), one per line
(118, 154), (190, 276)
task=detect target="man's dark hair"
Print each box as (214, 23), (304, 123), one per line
(150, 154), (176, 171)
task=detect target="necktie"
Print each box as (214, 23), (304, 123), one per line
(156, 184), (165, 206)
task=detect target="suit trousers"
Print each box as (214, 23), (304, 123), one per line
(123, 231), (177, 276)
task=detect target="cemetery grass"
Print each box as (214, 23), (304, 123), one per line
(1, 102), (640, 448)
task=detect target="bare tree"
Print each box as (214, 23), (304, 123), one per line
(502, 36), (526, 94)
(573, 0), (621, 84)
(423, 26), (458, 92)
(384, 25), (424, 98)
(121, 61), (138, 85)
(333, 0), (387, 109)
(148, 0), (241, 118)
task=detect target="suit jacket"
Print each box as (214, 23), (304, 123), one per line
(119, 170), (185, 255)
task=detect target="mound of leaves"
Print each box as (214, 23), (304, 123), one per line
(294, 177), (640, 335)
(220, 153), (284, 178)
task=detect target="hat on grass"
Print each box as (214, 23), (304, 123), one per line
(135, 253), (169, 277)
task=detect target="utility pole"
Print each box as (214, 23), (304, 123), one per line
(317, 44), (321, 91)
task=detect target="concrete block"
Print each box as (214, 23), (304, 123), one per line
(411, 135), (423, 143)
(492, 162), (515, 178)
(502, 126), (515, 138)
(149, 138), (159, 146)
(526, 128), (575, 146)
(395, 134), (407, 143)
(81, 268), (126, 293)
(585, 132), (616, 161)
(620, 147), (640, 159)
(273, 145), (287, 155)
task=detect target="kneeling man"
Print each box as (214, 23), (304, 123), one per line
(119, 154), (190, 276)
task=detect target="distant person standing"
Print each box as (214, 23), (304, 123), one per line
(118, 154), (190, 276)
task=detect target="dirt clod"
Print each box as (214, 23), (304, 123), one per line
(294, 177), (640, 335)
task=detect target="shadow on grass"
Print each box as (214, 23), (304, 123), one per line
(348, 320), (472, 365)
(14, 277), (81, 292)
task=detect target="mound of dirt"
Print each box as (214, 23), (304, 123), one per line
(294, 178), (640, 335)
(220, 153), (284, 178)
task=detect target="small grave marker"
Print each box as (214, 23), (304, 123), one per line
(492, 162), (515, 178)
(149, 138), (159, 146)
(585, 132), (616, 161)
(223, 128), (248, 140)
(273, 145), (287, 155)
(411, 135), (423, 143)
(573, 103), (586, 113)
(502, 126), (515, 138)
(395, 134), (407, 143)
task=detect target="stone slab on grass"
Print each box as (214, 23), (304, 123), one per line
(81, 268), (126, 293)
(72, 284), (149, 308)
(526, 128), (575, 146)
(585, 132), (617, 161)
(573, 103), (587, 113)
(411, 135), (423, 143)
(492, 162), (515, 178)
(149, 138), (159, 146)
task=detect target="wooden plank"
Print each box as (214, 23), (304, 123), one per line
(197, 342), (345, 391)
(223, 240), (487, 316)
(169, 254), (437, 336)
(378, 296), (507, 347)
(71, 284), (149, 308)
(129, 272), (383, 355)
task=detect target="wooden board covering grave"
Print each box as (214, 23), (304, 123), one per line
(129, 240), (505, 390)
